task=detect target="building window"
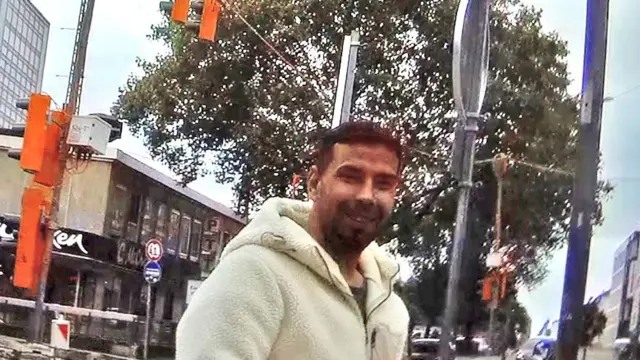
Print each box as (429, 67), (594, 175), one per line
(190, 220), (203, 261)
(125, 194), (141, 243)
(108, 184), (128, 238)
(179, 215), (192, 257)
(155, 203), (168, 243)
(166, 209), (181, 255)
(163, 290), (174, 321)
(127, 194), (141, 222)
(140, 197), (156, 244)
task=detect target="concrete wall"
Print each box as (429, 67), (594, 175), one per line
(0, 148), (31, 216)
(0, 145), (112, 235)
(57, 160), (112, 235)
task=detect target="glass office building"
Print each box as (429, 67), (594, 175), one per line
(0, 0), (49, 128)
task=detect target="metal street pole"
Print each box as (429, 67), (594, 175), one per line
(28, 0), (96, 342)
(331, 31), (360, 128)
(143, 284), (152, 360)
(556, 0), (610, 359)
(439, 0), (491, 358)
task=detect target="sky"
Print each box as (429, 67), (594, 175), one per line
(30, 0), (640, 337)
(30, 0), (236, 208)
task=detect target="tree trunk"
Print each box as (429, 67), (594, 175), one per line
(582, 347), (587, 360)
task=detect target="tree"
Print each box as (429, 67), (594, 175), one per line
(112, 0), (611, 332)
(578, 300), (607, 360)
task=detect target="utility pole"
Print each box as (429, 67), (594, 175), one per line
(556, 0), (610, 359)
(439, 0), (491, 359)
(28, 0), (96, 342)
(331, 31), (360, 128)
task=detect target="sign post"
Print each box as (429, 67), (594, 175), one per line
(143, 239), (163, 360)
(439, 0), (492, 359)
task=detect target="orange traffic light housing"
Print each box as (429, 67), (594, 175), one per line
(20, 94), (51, 173)
(199, 0), (221, 41)
(482, 270), (511, 302)
(482, 277), (494, 301)
(13, 186), (46, 293)
(171, 0), (190, 23)
(33, 111), (66, 187)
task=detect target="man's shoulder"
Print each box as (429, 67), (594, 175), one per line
(385, 290), (410, 325)
(218, 244), (299, 273)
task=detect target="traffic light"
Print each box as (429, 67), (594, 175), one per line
(13, 186), (47, 293)
(160, 0), (221, 42)
(197, 0), (221, 42)
(160, 0), (190, 23)
(0, 124), (26, 137)
(33, 111), (65, 187)
(13, 94), (51, 173)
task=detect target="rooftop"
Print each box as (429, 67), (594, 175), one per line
(0, 134), (246, 224)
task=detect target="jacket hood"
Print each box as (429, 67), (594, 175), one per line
(220, 197), (401, 295)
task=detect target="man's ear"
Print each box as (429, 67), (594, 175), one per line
(307, 165), (321, 201)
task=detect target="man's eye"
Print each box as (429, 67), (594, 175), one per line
(340, 173), (361, 182)
(375, 181), (395, 190)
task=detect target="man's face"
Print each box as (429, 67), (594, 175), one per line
(308, 142), (400, 259)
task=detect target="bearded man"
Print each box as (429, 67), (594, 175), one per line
(177, 121), (410, 360)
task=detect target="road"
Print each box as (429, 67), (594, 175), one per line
(456, 348), (616, 360)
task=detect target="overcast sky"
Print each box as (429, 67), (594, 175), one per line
(31, 0), (640, 336)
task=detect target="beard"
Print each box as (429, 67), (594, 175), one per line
(321, 198), (388, 260)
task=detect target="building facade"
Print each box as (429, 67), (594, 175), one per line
(600, 232), (640, 346)
(0, 0), (49, 128)
(0, 134), (245, 355)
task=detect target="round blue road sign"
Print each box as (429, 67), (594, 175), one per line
(143, 261), (162, 284)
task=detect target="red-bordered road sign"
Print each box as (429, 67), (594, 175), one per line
(145, 239), (164, 262)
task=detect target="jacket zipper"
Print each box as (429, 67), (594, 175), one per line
(366, 266), (400, 360)
(315, 248), (371, 353)
(314, 247), (401, 359)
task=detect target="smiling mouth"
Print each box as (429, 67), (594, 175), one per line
(346, 213), (377, 224)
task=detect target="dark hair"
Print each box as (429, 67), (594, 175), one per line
(312, 121), (404, 174)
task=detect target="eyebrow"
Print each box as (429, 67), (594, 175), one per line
(336, 165), (399, 181)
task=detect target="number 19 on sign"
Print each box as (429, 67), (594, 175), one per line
(145, 239), (163, 262)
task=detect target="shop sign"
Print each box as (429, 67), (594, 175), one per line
(53, 230), (88, 255)
(186, 280), (204, 304)
(117, 240), (146, 269)
(0, 222), (15, 241)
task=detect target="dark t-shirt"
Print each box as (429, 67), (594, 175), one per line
(350, 283), (368, 322)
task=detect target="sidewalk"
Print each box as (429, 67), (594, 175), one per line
(0, 334), (136, 360)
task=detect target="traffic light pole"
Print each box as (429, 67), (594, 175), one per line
(556, 0), (610, 359)
(28, 0), (96, 342)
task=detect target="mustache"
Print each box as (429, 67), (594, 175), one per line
(337, 199), (384, 221)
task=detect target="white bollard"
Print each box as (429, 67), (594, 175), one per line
(50, 317), (71, 349)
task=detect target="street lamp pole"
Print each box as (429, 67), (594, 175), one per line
(439, 0), (491, 358)
(556, 0), (610, 359)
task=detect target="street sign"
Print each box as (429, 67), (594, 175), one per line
(145, 239), (163, 262)
(451, 0), (491, 116)
(143, 261), (162, 284)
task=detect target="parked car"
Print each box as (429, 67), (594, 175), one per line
(411, 338), (455, 360)
(473, 337), (492, 355)
(515, 336), (556, 360)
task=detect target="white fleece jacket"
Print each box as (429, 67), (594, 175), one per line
(176, 197), (410, 360)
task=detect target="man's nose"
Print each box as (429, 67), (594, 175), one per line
(356, 179), (375, 201)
